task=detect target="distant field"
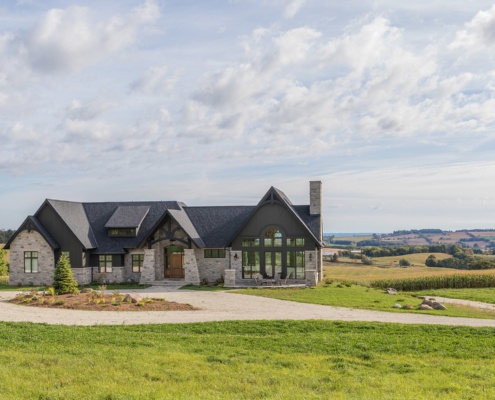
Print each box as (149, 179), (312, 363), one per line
(324, 254), (495, 284)
(331, 235), (372, 242)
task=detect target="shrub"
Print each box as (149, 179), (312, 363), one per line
(0, 249), (8, 276)
(425, 255), (437, 267)
(361, 257), (373, 265)
(399, 258), (411, 267)
(53, 254), (78, 294)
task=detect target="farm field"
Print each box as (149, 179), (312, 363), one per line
(0, 321), (494, 399)
(323, 254), (471, 283)
(409, 288), (495, 305)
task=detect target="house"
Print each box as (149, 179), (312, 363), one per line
(4, 181), (323, 287)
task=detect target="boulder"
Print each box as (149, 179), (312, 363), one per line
(386, 288), (397, 295)
(402, 304), (414, 310)
(431, 301), (447, 310)
(422, 299), (434, 307)
(124, 293), (142, 303)
(81, 288), (93, 293)
(419, 304), (433, 310)
(393, 303), (402, 309)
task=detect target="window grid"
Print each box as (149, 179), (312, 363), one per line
(24, 251), (38, 273)
(132, 254), (144, 273)
(99, 255), (113, 273)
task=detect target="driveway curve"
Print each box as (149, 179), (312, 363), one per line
(1, 288), (495, 327)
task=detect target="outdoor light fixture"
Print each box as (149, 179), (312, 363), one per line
(233, 254), (238, 260)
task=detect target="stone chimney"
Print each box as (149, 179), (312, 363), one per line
(309, 181), (322, 216)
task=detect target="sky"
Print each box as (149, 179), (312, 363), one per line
(2, 0), (495, 233)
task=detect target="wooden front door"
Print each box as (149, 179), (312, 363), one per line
(165, 248), (185, 278)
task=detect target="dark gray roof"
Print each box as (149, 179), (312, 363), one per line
(168, 208), (205, 248)
(292, 205), (322, 243)
(185, 206), (254, 247)
(4, 216), (59, 250)
(47, 199), (97, 249)
(83, 201), (181, 254)
(105, 205), (150, 229)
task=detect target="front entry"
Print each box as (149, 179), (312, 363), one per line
(164, 245), (185, 278)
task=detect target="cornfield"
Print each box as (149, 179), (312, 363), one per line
(370, 273), (495, 291)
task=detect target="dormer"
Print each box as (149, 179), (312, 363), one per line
(105, 205), (150, 238)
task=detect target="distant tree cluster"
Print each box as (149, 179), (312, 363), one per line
(0, 249), (8, 276)
(391, 229), (443, 235)
(0, 229), (15, 243)
(361, 244), (456, 258)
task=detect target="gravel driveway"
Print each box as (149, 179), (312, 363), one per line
(1, 287), (495, 327)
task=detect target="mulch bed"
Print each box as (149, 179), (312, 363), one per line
(9, 291), (197, 312)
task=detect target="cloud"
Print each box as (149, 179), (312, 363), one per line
(21, 1), (160, 73)
(451, 4), (495, 51)
(130, 66), (177, 94)
(283, 0), (307, 18)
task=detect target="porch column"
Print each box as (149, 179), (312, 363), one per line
(305, 250), (318, 287)
(139, 249), (156, 284)
(184, 249), (200, 285)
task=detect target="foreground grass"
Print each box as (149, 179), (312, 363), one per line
(236, 283), (495, 319)
(0, 320), (494, 399)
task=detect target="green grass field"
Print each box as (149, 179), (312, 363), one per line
(0, 321), (494, 399)
(236, 283), (495, 319)
(409, 288), (495, 304)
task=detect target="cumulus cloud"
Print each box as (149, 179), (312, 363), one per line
(21, 0), (160, 73)
(451, 4), (495, 51)
(283, 0), (307, 18)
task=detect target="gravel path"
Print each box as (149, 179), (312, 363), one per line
(1, 288), (495, 327)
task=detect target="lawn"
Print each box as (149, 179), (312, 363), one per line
(236, 283), (495, 319)
(409, 288), (495, 304)
(0, 320), (494, 399)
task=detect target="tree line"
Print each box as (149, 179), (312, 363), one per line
(0, 229), (15, 244)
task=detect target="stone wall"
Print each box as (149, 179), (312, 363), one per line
(139, 249), (156, 284)
(195, 249), (230, 283)
(9, 230), (55, 286)
(72, 268), (92, 285)
(92, 267), (124, 284)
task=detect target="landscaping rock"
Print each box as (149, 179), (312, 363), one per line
(81, 288), (93, 294)
(124, 293), (142, 303)
(419, 304), (433, 310)
(393, 303), (402, 309)
(431, 301), (447, 310)
(402, 304), (414, 310)
(386, 288), (397, 295)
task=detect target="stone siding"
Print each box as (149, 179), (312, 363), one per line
(139, 249), (156, 284)
(92, 267), (124, 284)
(195, 249), (230, 283)
(72, 268), (92, 285)
(9, 230), (55, 286)
(305, 250), (318, 286)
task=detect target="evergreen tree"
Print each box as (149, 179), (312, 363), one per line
(53, 254), (78, 294)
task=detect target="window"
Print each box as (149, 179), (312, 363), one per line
(264, 229), (282, 247)
(242, 251), (260, 279)
(24, 251), (38, 273)
(287, 251), (305, 279)
(242, 238), (260, 247)
(204, 249), (226, 258)
(132, 254), (144, 273)
(287, 238), (305, 247)
(108, 228), (136, 237)
(99, 255), (113, 273)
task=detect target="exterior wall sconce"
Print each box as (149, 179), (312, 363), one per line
(233, 253), (238, 260)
